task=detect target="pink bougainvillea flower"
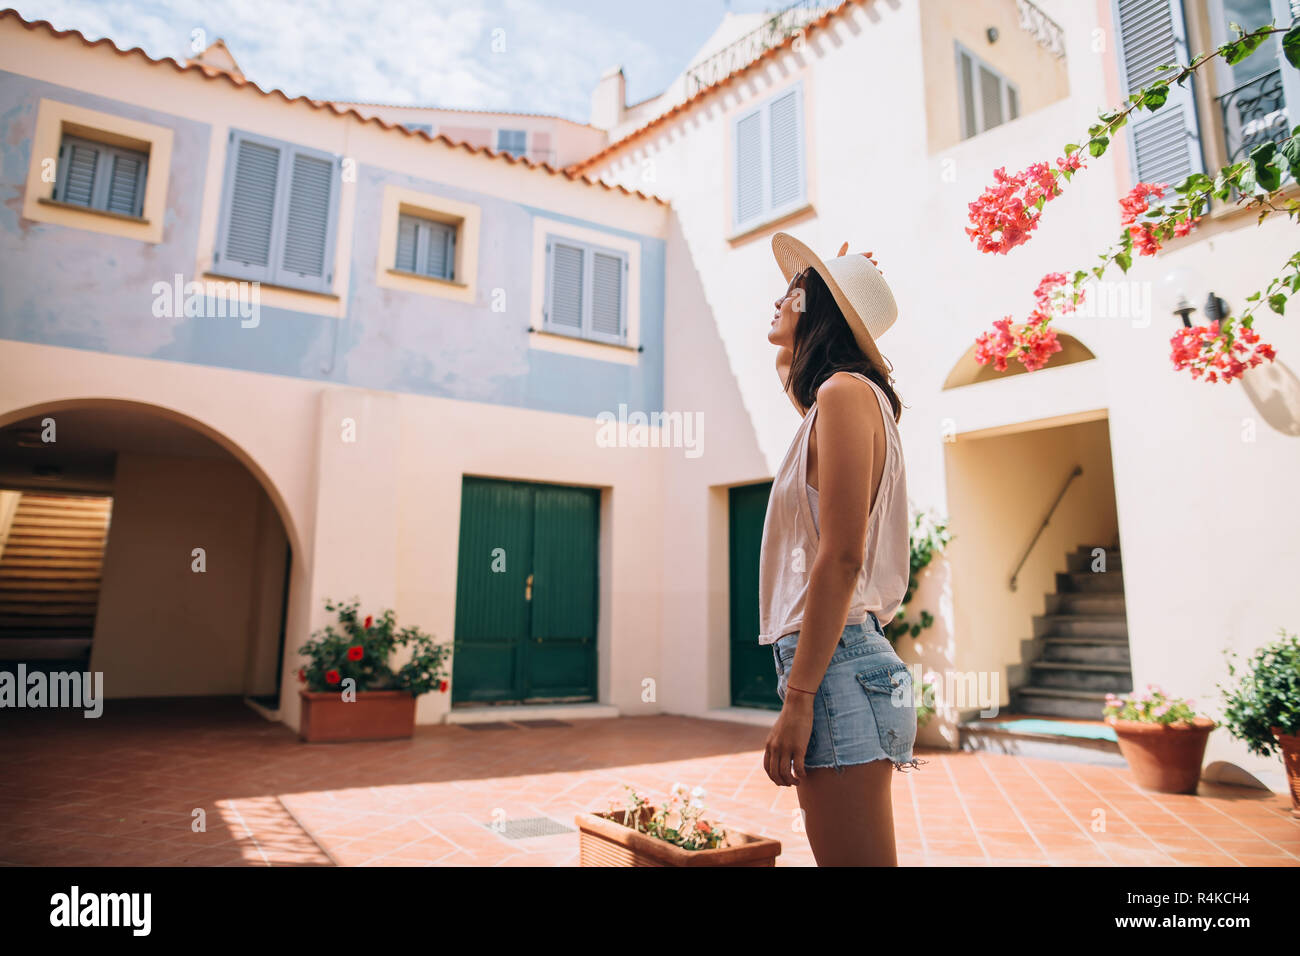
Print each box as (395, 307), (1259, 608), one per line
(1170, 320), (1275, 383)
(966, 156), (1085, 255)
(973, 272), (1073, 373)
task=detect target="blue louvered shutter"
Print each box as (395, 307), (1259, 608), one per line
(396, 213), (455, 280)
(58, 139), (100, 208)
(104, 151), (146, 217)
(590, 250), (625, 342)
(217, 132), (340, 291)
(276, 147), (337, 291)
(395, 213), (420, 273)
(1113, 0), (1204, 185)
(424, 220), (454, 280)
(733, 108), (763, 231)
(219, 134), (281, 282)
(768, 87), (804, 212)
(55, 136), (148, 218)
(546, 239), (585, 332)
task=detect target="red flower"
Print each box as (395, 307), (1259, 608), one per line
(966, 156), (1084, 255)
(439, 680), (449, 693)
(325, 669), (341, 684)
(1170, 320), (1275, 383)
(347, 645), (364, 661)
(363, 615), (373, 630)
(298, 668), (306, 683)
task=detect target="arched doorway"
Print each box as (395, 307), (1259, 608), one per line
(0, 400), (297, 707)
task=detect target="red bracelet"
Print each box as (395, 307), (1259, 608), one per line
(787, 683), (817, 696)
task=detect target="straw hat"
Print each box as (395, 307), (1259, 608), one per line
(771, 231), (898, 378)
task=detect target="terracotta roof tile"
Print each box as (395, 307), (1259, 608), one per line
(568, 0), (864, 175)
(0, 8), (663, 204)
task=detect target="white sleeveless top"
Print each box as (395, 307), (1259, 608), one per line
(756, 372), (909, 644)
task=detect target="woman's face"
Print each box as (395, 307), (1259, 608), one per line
(768, 271), (805, 349)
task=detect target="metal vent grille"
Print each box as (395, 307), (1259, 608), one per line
(484, 816), (575, 840)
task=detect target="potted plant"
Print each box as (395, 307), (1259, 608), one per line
(576, 784), (781, 867)
(1220, 629), (1300, 818)
(296, 598), (450, 743)
(1103, 685), (1216, 794)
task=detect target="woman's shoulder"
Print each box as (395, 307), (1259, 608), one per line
(814, 372), (887, 430)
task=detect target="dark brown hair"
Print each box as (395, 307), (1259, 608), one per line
(785, 267), (903, 422)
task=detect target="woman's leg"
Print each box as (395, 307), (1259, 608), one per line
(796, 760), (898, 866)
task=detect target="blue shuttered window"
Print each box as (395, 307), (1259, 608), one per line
(215, 129), (340, 294)
(54, 135), (148, 219)
(731, 82), (806, 234)
(395, 212), (456, 281)
(1113, 0), (1205, 185)
(543, 234), (628, 344)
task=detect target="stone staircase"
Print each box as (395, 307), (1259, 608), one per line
(1010, 544), (1132, 720)
(0, 492), (113, 665)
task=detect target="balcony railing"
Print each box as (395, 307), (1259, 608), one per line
(1016, 0), (1066, 60)
(1219, 68), (1290, 166)
(683, 0), (834, 99)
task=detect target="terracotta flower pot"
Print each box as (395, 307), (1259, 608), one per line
(299, 689), (416, 742)
(1105, 716), (1216, 794)
(575, 808), (781, 867)
(1270, 728), (1300, 819)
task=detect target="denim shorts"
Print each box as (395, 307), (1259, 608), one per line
(772, 615), (923, 773)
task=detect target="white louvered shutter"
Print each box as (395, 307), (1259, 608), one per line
(221, 135), (281, 281)
(733, 109), (764, 230)
(278, 149), (335, 287)
(590, 250), (625, 340)
(768, 88), (804, 211)
(547, 240), (585, 331)
(1113, 0), (1204, 185)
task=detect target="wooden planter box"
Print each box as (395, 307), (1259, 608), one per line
(1106, 716), (1216, 794)
(575, 808), (781, 867)
(299, 689), (416, 742)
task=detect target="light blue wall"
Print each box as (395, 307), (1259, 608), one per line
(0, 72), (665, 418)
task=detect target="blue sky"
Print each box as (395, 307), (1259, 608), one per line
(12, 0), (789, 122)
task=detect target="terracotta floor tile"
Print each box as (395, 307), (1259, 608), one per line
(4, 698), (1297, 867)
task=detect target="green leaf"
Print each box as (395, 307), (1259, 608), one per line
(1115, 251), (1132, 273)
(1064, 143), (1080, 156)
(1268, 293), (1287, 314)
(1279, 134), (1300, 181)
(1089, 136), (1110, 157)
(1143, 85), (1170, 110)
(1284, 24), (1300, 69)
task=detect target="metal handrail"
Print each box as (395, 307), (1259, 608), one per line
(683, 0), (833, 98)
(1009, 464), (1082, 592)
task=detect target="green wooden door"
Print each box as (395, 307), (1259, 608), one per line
(453, 477), (599, 704)
(730, 481), (778, 709)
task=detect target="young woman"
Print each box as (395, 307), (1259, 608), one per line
(759, 232), (921, 867)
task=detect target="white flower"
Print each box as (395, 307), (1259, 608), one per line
(670, 782), (687, 796)
(691, 785), (706, 799)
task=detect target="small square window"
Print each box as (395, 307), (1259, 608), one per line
(405, 123), (433, 134)
(395, 212), (456, 282)
(497, 129), (527, 158)
(54, 134), (148, 219)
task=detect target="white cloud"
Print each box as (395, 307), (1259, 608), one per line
(11, 0), (670, 121)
